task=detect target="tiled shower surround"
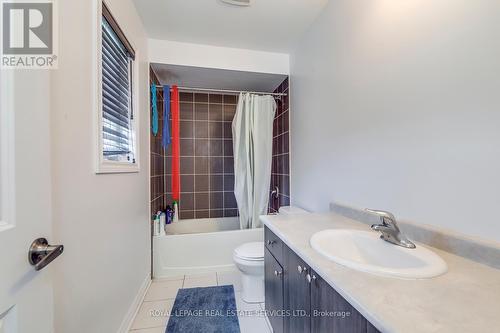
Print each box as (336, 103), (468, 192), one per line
(165, 92), (239, 219)
(150, 69), (166, 218)
(150, 72), (291, 220)
(270, 78), (291, 212)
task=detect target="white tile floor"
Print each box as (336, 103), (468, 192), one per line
(129, 270), (272, 333)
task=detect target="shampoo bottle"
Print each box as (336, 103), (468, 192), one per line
(153, 212), (161, 236)
(173, 201), (179, 223)
(165, 205), (173, 225)
(159, 212), (166, 236)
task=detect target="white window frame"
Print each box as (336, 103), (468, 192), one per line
(93, 0), (140, 174)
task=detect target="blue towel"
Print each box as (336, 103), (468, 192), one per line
(151, 84), (158, 136)
(162, 85), (171, 148)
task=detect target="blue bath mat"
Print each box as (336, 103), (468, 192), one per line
(166, 285), (240, 333)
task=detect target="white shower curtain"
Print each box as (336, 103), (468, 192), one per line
(232, 93), (276, 229)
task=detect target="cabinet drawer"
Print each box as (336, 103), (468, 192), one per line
(265, 226), (283, 263)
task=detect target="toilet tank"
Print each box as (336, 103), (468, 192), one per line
(278, 206), (308, 215)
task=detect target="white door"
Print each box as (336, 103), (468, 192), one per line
(0, 68), (57, 332)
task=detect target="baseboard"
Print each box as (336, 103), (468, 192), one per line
(117, 273), (151, 333)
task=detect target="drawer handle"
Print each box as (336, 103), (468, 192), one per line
(267, 240), (276, 245)
(274, 270), (283, 277)
(306, 273), (317, 283)
(297, 265), (308, 274)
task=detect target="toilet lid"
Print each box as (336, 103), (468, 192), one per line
(234, 242), (264, 260)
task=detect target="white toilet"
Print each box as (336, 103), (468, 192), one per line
(233, 206), (308, 303)
(233, 242), (265, 303)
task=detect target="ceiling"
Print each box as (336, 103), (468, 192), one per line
(151, 63), (287, 92)
(132, 0), (328, 52)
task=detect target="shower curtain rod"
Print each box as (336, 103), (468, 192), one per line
(154, 85), (287, 97)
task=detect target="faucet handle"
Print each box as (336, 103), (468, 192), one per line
(365, 209), (399, 230)
(365, 209), (395, 221)
(366, 209), (416, 249)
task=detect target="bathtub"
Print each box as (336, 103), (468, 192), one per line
(153, 217), (264, 278)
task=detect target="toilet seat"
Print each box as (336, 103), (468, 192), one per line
(234, 242), (264, 261)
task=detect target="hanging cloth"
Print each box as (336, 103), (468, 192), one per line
(250, 94), (276, 228)
(233, 93), (276, 229)
(151, 84), (159, 136)
(162, 85), (171, 148)
(232, 93), (252, 229)
(171, 86), (181, 201)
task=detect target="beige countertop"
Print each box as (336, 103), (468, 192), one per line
(261, 212), (500, 333)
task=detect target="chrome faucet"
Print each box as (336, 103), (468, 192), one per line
(366, 209), (416, 249)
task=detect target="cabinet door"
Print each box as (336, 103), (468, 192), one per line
(367, 321), (381, 333)
(284, 245), (311, 333)
(265, 248), (284, 333)
(310, 271), (367, 333)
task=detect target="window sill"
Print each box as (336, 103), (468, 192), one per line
(96, 161), (139, 174)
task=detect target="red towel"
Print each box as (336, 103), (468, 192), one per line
(171, 86), (180, 201)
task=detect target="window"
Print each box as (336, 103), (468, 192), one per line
(98, 3), (137, 172)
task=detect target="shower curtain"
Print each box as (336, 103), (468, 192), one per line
(232, 93), (277, 229)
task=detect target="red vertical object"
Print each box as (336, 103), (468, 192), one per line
(171, 86), (181, 201)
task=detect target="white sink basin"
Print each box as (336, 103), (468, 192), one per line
(310, 229), (447, 279)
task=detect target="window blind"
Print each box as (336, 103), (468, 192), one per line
(101, 16), (135, 162)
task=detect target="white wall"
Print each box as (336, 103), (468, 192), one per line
(149, 38), (290, 75)
(290, 0), (500, 242)
(50, 0), (150, 332)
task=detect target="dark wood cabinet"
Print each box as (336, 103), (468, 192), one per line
(265, 226), (284, 263)
(283, 245), (311, 333)
(264, 226), (382, 333)
(367, 322), (381, 333)
(265, 248), (284, 333)
(310, 272), (369, 333)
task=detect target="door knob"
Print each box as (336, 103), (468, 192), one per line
(274, 270), (283, 277)
(28, 238), (64, 271)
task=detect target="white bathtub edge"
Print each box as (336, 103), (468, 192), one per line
(154, 226), (263, 279)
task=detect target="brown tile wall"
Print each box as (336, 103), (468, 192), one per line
(149, 76), (290, 220)
(150, 69), (165, 219)
(270, 77), (291, 212)
(164, 92), (239, 219)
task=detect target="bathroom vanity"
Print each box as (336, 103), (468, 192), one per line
(261, 211), (500, 333)
(264, 226), (380, 333)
